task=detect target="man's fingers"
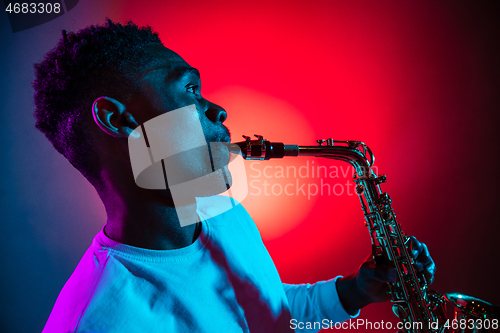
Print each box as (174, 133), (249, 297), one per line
(408, 236), (433, 265)
(408, 235), (423, 258)
(408, 236), (436, 284)
(361, 236), (437, 286)
(424, 265), (436, 284)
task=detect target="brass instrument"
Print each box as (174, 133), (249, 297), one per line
(231, 135), (500, 333)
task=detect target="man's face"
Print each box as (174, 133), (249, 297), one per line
(131, 44), (232, 198)
(137, 44), (230, 144)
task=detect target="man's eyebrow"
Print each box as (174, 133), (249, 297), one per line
(178, 67), (200, 79)
(141, 66), (200, 80)
(163, 67), (200, 81)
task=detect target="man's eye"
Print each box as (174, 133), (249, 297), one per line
(186, 85), (198, 94)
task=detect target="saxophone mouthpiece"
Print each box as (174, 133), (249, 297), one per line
(230, 135), (298, 160)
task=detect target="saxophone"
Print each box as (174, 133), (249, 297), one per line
(231, 135), (500, 333)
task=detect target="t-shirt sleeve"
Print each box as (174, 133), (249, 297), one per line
(283, 276), (360, 333)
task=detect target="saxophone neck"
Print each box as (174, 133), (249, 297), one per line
(232, 135), (375, 177)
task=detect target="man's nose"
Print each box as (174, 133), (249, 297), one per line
(205, 102), (227, 123)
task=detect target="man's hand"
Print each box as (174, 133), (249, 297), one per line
(336, 236), (436, 315)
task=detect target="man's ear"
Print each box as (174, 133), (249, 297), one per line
(92, 96), (140, 138)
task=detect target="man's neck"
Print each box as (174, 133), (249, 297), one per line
(99, 187), (200, 250)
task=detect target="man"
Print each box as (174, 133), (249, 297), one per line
(34, 20), (435, 332)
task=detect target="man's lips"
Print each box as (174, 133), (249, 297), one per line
(219, 124), (231, 143)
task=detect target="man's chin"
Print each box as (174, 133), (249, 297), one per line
(158, 167), (232, 202)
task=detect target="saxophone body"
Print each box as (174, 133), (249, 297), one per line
(232, 135), (500, 333)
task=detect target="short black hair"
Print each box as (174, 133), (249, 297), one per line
(33, 19), (162, 185)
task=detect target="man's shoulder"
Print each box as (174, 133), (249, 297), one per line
(43, 236), (156, 332)
(42, 240), (112, 332)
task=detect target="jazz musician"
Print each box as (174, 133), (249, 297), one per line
(34, 20), (435, 332)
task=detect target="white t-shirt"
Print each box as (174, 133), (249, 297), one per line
(42, 196), (357, 332)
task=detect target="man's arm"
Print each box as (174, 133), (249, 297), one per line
(283, 276), (358, 333)
(283, 237), (436, 331)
